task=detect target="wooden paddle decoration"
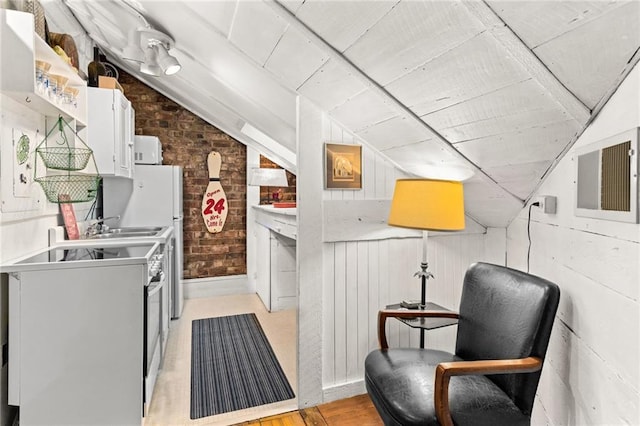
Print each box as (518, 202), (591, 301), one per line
(201, 151), (228, 233)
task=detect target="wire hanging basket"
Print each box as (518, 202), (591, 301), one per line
(36, 116), (93, 171)
(37, 146), (93, 171)
(34, 116), (101, 204)
(35, 174), (101, 204)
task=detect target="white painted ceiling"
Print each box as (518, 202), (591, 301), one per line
(41, 0), (640, 227)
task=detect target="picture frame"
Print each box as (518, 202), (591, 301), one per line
(324, 143), (362, 189)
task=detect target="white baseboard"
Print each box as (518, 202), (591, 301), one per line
(183, 275), (250, 299)
(322, 379), (366, 403)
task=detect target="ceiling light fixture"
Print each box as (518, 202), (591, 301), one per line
(122, 27), (181, 76)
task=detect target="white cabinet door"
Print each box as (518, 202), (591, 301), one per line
(9, 265), (144, 425)
(270, 233), (297, 312)
(87, 87), (134, 178)
(114, 91), (133, 177)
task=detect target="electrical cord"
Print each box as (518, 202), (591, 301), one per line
(527, 202), (540, 273)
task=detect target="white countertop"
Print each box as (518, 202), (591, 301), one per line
(253, 205), (297, 217)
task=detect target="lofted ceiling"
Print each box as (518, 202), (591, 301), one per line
(41, 0), (640, 228)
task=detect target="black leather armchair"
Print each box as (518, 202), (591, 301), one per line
(365, 262), (560, 426)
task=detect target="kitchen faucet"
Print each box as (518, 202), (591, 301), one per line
(85, 215), (121, 236)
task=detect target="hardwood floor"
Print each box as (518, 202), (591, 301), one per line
(232, 394), (383, 426)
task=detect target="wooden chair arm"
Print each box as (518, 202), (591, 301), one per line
(434, 357), (543, 426)
(377, 309), (459, 349)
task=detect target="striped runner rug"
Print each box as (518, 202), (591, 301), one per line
(190, 313), (295, 419)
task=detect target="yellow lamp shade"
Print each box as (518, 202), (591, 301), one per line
(388, 179), (465, 231)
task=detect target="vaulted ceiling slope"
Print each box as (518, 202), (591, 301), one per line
(42, 0), (640, 228)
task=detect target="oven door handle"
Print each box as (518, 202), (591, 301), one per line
(147, 278), (165, 297)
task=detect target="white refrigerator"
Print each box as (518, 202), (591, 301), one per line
(120, 164), (184, 318)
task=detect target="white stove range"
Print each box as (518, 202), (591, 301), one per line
(2, 239), (165, 425)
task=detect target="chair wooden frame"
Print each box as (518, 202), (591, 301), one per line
(377, 309), (544, 426)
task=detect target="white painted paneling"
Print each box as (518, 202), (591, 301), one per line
(423, 79), (567, 131)
(344, 0), (484, 85)
(483, 161), (552, 184)
(460, 0), (591, 125)
(265, 26), (330, 90)
(278, 0), (304, 14)
(344, 242), (359, 378)
(455, 119), (581, 169)
(513, 219), (640, 378)
(328, 89), (397, 132)
(506, 64), (640, 425)
(532, 2), (640, 108)
(440, 107), (572, 145)
(388, 33), (531, 115)
(298, 59), (368, 112)
(488, 0), (630, 50)
(381, 140), (475, 181)
(483, 161), (554, 199)
(355, 115), (433, 151)
(321, 243), (336, 386)
(294, 1), (397, 53)
(182, 1), (237, 38)
(229, 0), (288, 66)
(462, 179), (525, 228)
(482, 227), (506, 266)
(538, 321), (639, 425)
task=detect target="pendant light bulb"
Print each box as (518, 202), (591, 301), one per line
(156, 44), (181, 75)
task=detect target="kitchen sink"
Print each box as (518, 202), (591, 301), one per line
(87, 231), (159, 239)
(108, 227), (164, 233)
(85, 226), (167, 240)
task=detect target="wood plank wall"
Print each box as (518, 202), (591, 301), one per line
(505, 65), (640, 425)
(318, 119), (495, 400)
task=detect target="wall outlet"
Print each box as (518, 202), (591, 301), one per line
(536, 195), (557, 214)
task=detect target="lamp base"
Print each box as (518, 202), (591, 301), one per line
(416, 261), (433, 348)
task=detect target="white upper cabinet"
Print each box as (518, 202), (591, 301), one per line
(86, 87), (135, 178)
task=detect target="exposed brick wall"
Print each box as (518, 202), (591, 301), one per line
(259, 156), (297, 204)
(117, 69), (247, 279)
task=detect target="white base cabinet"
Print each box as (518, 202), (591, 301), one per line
(8, 264), (144, 425)
(254, 206), (297, 312)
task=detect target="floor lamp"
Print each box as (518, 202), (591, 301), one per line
(387, 178), (465, 347)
